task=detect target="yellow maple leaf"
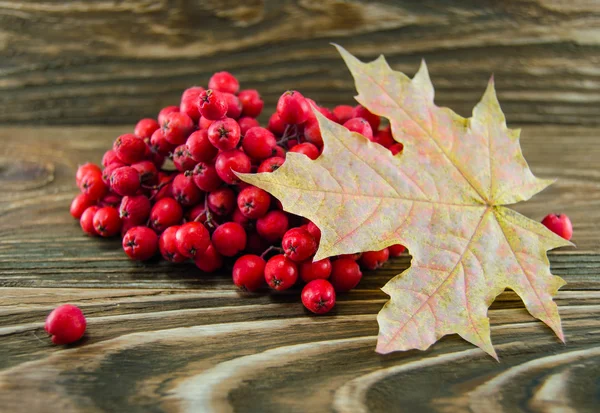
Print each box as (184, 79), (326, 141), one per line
(239, 45), (573, 359)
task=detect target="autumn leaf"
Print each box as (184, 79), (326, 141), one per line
(238, 45), (573, 359)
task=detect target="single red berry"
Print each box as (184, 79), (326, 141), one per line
(122, 226), (158, 261)
(301, 279), (336, 314)
(267, 112), (287, 136)
(78, 170), (108, 201)
(306, 221), (322, 244)
(70, 193), (96, 219)
(373, 126), (395, 148)
(282, 227), (318, 262)
(101, 162), (124, 186)
(134, 118), (160, 139)
(215, 149), (251, 184)
(172, 144), (196, 172)
(207, 187), (236, 216)
(264, 255), (298, 291)
(388, 244), (406, 257)
(542, 213), (573, 240)
(233, 255), (266, 292)
(198, 89), (228, 121)
(256, 210), (289, 242)
(276, 90), (311, 125)
(151, 173), (174, 201)
(303, 118), (323, 148)
(76, 163), (102, 186)
(159, 226), (187, 263)
(286, 138), (299, 150)
(208, 117), (241, 151)
(101, 192), (122, 208)
(238, 89), (264, 118)
(180, 86), (205, 122)
(242, 127), (277, 160)
(389, 143), (404, 155)
(194, 243), (224, 272)
(330, 258), (362, 292)
(131, 160), (158, 185)
(209, 71), (240, 94)
(337, 252), (362, 261)
(102, 150), (121, 168)
(316, 106), (339, 123)
(238, 116), (260, 136)
(110, 166), (140, 196)
(175, 222), (210, 258)
(212, 222), (247, 257)
(257, 156), (285, 173)
(93, 206), (121, 237)
(80, 206), (100, 236)
(237, 186), (271, 219)
(172, 172), (203, 206)
(119, 195), (151, 226)
(299, 258), (332, 283)
(158, 105), (180, 126)
(333, 105), (354, 124)
(223, 92), (242, 119)
(343, 117), (373, 140)
(150, 128), (176, 156)
(192, 162), (223, 192)
(147, 146), (166, 169)
(44, 304), (86, 345)
(113, 133), (146, 164)
(272, 145), (286, 158)
(186, 129), (218, 163)
(352, 105), (380, 131)
(359, 248), (390, 270)
(199, 116), (214, 130)
(231, 207), (252, 229)
(150, 197), (183, 233)
(289, 142), (319, 160)
(162, 112), (194, 145)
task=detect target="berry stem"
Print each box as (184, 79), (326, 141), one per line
(200, 196), (217, 230)
(276, 124), (299, 146)
(260, 245), (284, 260)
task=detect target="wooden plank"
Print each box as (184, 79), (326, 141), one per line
(0, 0), (599, 125)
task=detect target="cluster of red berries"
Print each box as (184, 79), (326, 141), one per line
(69, 71), (406, 315)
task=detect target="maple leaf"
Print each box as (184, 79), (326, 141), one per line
(238, 45), (573, 359)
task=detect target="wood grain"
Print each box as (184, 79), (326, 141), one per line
(0, 123), (598, 411)
(1, 0), (599, 125)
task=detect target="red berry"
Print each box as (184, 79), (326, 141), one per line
(158, 105), (180, 125)
(101, 192), (123, 208)
(282, 227), (317, 262)
(289, 142), (319, 160)
(338, 253), (362, 261)
(149, 128), (176, 156)
(44, 304), (86, 345)
(542, 213), (573, 240)
(207, 187), (236, 216)
(194, 243), (224, 272)
(333, 105), (354, 124)
(256, 210), (289, 242)
(102, 150), (120, 168)
(208, 117), (241, 151)
(192, 162), (223, 192)
(359, 248), (390, 270)
(131, 160), (157, 185)
(330, 258), (362, 292)
(199, 116), (214, 130)
(303, 118), (323, 148)
(267, 112), (287, 136)
(388, 244), (406, 257)
(373, 126), (395, 147)
(257, 156), (285, 173)
(231, 207), (252, 229)
(208, 71), (239, 94)
(238, 89), (264, 118)
(212, 222), (247, 256)
(175, 222), (210, 258)
(389, 143), (404, 155)
(198, 89), (228, 121)
(343, 118), (373, 140)
(172, 144), (197, 172)
(151, 173), (174, 201)
(113, 133), (146, 164)
(186, 129), (218, 163)
(78, 170), (108, 201)
(119, 195), (151, 226)
(299, 258), (332, 283)
(276, 90), (311, 125)
(76, 163), (102, 186)
(233, 255), (266, 292)
(122, 226), (158, 261)
(150, 197), (183, 233)
(187, 203), (220, 226)
(237, 186), (271, 219)
(238, 116), (260, 136)
(70, 193), (96, 219)
(134, 118), (160, 139)
(223, 92), (242, 119)
(80, 206), (100, 236)
(352, 105), (380, 131)
(101, 162), (123, 186)
(180, 86), (205, 121)
(162, 112), (194, 145)
(172, 172), (203, 206)
(306, 221), (322, 244)
(159, 226), (187, 263)
(301, 279), (336, 314)
(215, 149), (251, 184)
(242, 127), (277, 160)
(93, 206), (121, 237)
(264, 254), (298, 291)
(110, 166), (140, 196)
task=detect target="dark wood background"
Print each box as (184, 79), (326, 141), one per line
(1, 1), (599, 412)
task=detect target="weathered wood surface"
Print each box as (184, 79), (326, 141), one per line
(1, 0), (599, 125)
(0, 125), (598, 412)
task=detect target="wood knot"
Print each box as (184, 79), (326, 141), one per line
(0, 157), (55, 191)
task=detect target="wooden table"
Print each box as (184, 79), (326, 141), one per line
(0, 125), (598, 412)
